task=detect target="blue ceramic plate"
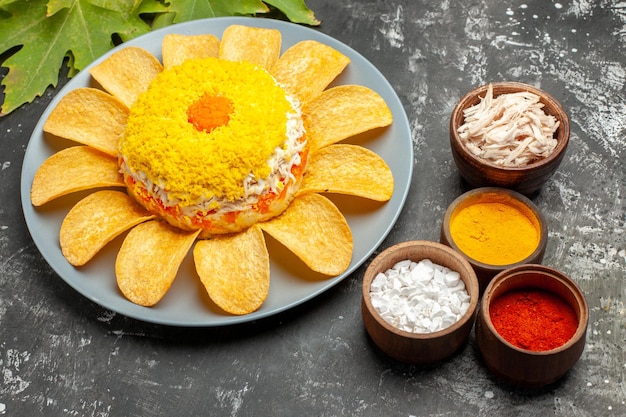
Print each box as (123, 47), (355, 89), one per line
(21, 17), (413, 326)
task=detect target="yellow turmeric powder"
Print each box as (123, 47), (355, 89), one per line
(449, 199), (540, 265)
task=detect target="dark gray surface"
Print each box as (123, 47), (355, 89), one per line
(1, 1), (624, 416)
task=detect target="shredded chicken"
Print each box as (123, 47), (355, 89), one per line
(457, 84), (559, 167)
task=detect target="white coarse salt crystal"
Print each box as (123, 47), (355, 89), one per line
(430, 316), (443, 332)
(458, 302), (470, 314)
(371, 295), (386, 310)
(442, 315), (457, 328)
(444, 271), (461, 287)
(433, 267), (445, 282)
(371, 273), (386, 292)
(393, 259), (412, 270)
(448, 281), (466, 293)
(423, 284), (440, 298)
(413, 262), (433, 281)
(369, 258), (471, 334)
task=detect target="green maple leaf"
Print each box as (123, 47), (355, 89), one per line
(0, 0), (150, 115)
(0, 0), (319, 116)
(149, 0), (271, 29)
(263, 0), (318, 25)
(148, 0), (318, 30)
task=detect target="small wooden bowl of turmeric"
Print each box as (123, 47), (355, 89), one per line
(440, 187), (547, 292)
(450, 81), (570, 196)
(475, 264), (588, 388)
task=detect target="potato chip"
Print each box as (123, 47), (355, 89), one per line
(194, 225), (270, 315)
(219, 25), (281, 70)
(60, 190), (155, 266)
(31, 146), (124, 206)
(303, 85), (393, 152)
(43, 88), (128, 157)
(116, 220), (200, 306)
(270, 40), (350, 105)
(297, 144), (394, 201)
(162, 34), (219, 69)
(259, 193), (352, 276)
(89, 46), (163, 108)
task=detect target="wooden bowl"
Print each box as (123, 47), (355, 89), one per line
(475, 264), (588, 388)
(361, 240), (479, 364)
(450, 81), (570, 196)
(440, 187), (547, 292)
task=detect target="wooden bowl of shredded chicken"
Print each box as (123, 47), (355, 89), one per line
(450, 82), (570, 195)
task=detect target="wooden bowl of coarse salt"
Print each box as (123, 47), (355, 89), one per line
(450, 81), (570, 196)
(361, 240), (479, 365)
(475, 264), (588, 388)
(440, 187), (548, 292)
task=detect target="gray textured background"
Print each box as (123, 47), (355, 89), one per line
(1, 1), (625, 416)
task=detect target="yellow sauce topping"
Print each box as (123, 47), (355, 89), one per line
(119, 57), (297, 204)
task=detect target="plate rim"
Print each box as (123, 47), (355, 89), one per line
(20, 16), (414, 327)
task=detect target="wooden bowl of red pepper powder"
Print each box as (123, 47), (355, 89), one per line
(440, 187), (547, 292)
(475, 264), (588, 388)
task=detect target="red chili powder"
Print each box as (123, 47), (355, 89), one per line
(489, 289), (578, 351)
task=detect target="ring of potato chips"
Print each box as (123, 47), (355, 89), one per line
(31, 24), (395, 315)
